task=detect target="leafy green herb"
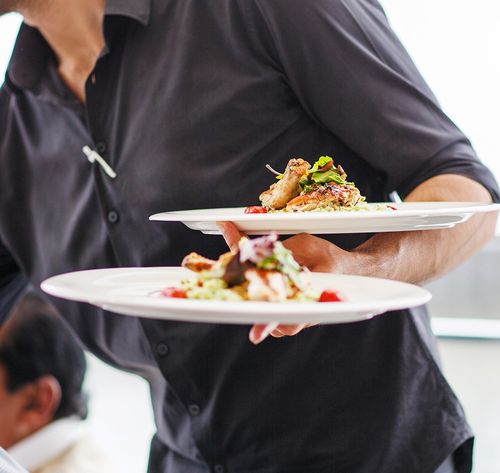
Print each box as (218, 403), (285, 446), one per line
(301, 184), (315, 194)
(258, 256), (279, 270)
(308, 156), (333, 174)
(270, 155), (355, 191)
(270, 242), (305, 289)
(311, 170), (354, 186)
(254, 241), (306, 290)
(298, 155), (354, 192)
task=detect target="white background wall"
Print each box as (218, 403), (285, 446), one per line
(0, 13), (20, 79)
(379, 0), (500, 179)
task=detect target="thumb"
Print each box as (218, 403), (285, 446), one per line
(216, 221), (246, 253)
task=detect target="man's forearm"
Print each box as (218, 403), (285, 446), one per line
(351, 174), (497, 284)
(220, 174), (497, 342)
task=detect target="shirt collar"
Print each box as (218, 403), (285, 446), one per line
(0, 448), (27, 473)
(5, 0), (151, 92)
(7, 416), (87, 471)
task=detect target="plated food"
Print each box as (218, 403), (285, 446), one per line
(250, 155), (391, 213)
(162, 233), (343, 303)
(149, 152), (500, 235)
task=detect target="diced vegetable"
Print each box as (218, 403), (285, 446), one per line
(319, 289), (344, 302)
(162, 287), (187, 298)
(244, 206), (268, 214)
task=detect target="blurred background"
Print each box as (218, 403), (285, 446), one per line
(1, 1), (499, 472)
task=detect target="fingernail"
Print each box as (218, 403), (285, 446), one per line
(250, 322), (280, 345)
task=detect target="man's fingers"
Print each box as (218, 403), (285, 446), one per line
(272, 324), (310, 337)
(217, 229), (319, 344)
(269, 331), (285, 338)
(216, 221), (245, 253)
(249, 323), (312, 344)
(249, 322), (280, 344)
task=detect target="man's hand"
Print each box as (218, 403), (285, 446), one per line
(217, 222), (358, 344)
(218, 220), (355, 272)
(279, 233), (357, 273)
(218, 174), (497, 345)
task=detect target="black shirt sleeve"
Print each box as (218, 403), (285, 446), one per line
(247, 0), (500, 200)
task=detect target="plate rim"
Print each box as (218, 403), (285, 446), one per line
(149, 201), (500, 222)
(41, 267), (432, 324)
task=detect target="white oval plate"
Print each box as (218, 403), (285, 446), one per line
(149, 202), (500, 235)
(41, 267), (431, 325)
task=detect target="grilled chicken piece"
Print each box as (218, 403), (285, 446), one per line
(260, 158), (310, 210)
(245, 269), (290, 302)
(182, 252), (218, 272)
(286, 182), (362, 212)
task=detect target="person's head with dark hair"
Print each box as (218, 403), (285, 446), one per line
(0, 293), (87, 449)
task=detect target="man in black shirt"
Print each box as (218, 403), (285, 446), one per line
(0, 1), (498, 472)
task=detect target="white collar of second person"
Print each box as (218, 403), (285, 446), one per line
(7, 416), (87, 471)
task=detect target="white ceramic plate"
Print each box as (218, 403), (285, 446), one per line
(41, 267), (431, 325)
(149, 202), (500, 235)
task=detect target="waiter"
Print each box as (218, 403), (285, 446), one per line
(0, 1), (498, 472)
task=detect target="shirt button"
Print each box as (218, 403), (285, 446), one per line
(188, 404), (201, 416)
(96, 142), (107, 154)
(107, 210), (119, 224)
(156, 342), (169, 356)
(213, 465), (225, 473)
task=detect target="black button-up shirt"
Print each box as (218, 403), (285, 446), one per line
(1, 1), (498, 472)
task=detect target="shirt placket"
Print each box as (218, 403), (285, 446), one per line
(80, 49), (126, 268)
(81, 38), (223, 473)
